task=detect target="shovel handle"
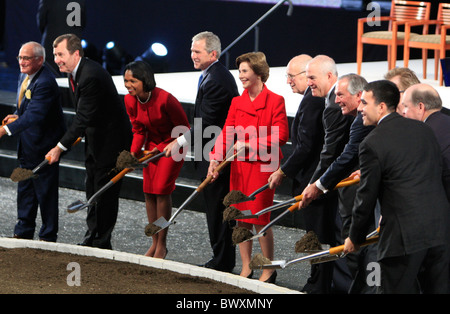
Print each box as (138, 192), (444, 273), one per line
(72, 137), (82, 146)
(328, 235), (379, 255)
(197, 149), (243, 192)
(110, 151), (160, 184)
(288, 176), (361, 213)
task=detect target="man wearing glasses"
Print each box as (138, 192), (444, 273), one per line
(0, 41), (66, 242)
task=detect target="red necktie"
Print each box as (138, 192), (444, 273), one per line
(69, 74), (75, 92)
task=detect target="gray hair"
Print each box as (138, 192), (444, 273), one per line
(309, 55), (338, 77)
(338, 73), (368, 95)
(192, 31), (221, 59)
(22, 41), (46, 60)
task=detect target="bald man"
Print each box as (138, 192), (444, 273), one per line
(269, 54), (325, 196)
(402, 83), (450, 202)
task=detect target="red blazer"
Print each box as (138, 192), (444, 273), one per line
(125, 87), (190, 153)
(211, 85), (289, 225)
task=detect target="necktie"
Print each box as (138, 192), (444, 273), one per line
(18, 75), (30, 108)
(198, 74), (203, 90)
(69, 74), (75, 92)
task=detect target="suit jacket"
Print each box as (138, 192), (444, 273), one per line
(309, 87), (354, 184)
(8, 65), (66, 167)
(320, 112), (374, 190)
(425, 111), (450, 202)
(349, 113), (449, 259)
(192, 61), (239, 177)
(60, 58), (132, 168)
(281, 87), (325, 195)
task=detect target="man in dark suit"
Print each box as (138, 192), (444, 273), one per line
(37, 0), (86, 77)
(344, 80), (449, 294)
(268, 54), (325, 196)
(0, 41), (65, 241)
(300, 73), (377, 293)
(46, 34), (132, 249)
(165, 31), (239, 272)
(402, 83), (450, 202)
(297, 55), (354, 294)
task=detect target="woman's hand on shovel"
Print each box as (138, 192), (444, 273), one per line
(207, 160), (220, 183)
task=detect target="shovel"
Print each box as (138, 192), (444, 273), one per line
(236, 176), (360, 243)
(67, 150), (165, 213)
(10, 137), (82, 182)
(253, 230), (379, 270)
(237, 175), (361, 221)
(145, 148), (244, 236)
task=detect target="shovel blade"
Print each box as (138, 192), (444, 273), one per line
(236, 210), (258, 219)
(257, 260), (286, 270)
(147, 216), (173, 235)
(67, 200), (90, 213)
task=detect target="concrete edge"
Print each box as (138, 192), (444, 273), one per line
(0, 237), (302, 294)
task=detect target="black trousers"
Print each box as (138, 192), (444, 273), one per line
(380, 245), (449, 294)
(81, 158), (122, 249)
(201, 166), (236, 272)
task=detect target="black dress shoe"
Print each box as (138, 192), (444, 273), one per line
(264, 271), (277, 284)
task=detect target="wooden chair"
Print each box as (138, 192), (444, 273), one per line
(404, 3), (450, 86)
(357, 1), (431, 75)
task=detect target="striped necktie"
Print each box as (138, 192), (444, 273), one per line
(18, 75), (30, 108)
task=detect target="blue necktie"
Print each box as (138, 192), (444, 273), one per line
(198, 74), (203, 90)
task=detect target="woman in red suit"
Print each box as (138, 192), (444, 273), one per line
(208, 52), (289, 282)
(123, 61), (190, 258)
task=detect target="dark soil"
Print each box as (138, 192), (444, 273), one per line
(231, 227), (253, 245)
(223, 206), (244, 221)
(223, 190), (247, 207)
(294, 231), (322, 253)
(9, 167), (34, 182)
(115, 150), (139, 171)
(249, 254), (272, 270)
(0, 247), (254, 294)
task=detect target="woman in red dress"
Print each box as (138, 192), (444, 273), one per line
(208, 52), (289, 282)
(123, 61), (190, 258)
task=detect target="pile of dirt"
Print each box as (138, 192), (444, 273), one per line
(145, 223), (161, 236)
(231, 227), (253, 245)
(249, 254), (271, 270)
(223, 206), (244, 221)
(0, 247), (254, 294)
(10, 168), (34, 182)
(115, 150), (139, 171)
(223, 190), (247, 207)
(294, 231), (322, 253)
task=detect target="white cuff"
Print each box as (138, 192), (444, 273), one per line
(3, 125), (11, 136)
(57, 142), (68, 152)
(315, 180), (328, 193)
(176, 135), (188, 147)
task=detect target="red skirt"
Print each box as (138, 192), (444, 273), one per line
(142, 154), (183, 195)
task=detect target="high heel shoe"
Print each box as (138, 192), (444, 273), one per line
(246, 271), (254, 279)
(264, 271), (277, 284)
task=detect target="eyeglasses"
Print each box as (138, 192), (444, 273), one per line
(16, 56), (38, 62)
(285, 71), (306, 80)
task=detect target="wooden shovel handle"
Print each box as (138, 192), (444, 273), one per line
(288, 176), (361, 213)
(110, 151), (158, 184)
(328, 235), (379, 255)
(196, 148), (243, 192)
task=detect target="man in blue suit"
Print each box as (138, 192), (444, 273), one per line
(0, 41), (66, 241)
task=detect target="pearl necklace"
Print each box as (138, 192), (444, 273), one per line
(137, 92), (151, 104)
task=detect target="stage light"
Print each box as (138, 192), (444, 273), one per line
(102, 41), (133, 75)
(135, 42), (169, 73)
(151, 43), (167, 57)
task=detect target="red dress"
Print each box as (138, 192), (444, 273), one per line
(124, 87), (190, 195)
(211, 86), (289, 225)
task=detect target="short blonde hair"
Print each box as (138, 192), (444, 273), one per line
(236, 52), (270, 83)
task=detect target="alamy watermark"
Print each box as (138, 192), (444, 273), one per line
(366, 2), (381, 27)
(170, 118), (282, 172)
(66, 2), (82, 27)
